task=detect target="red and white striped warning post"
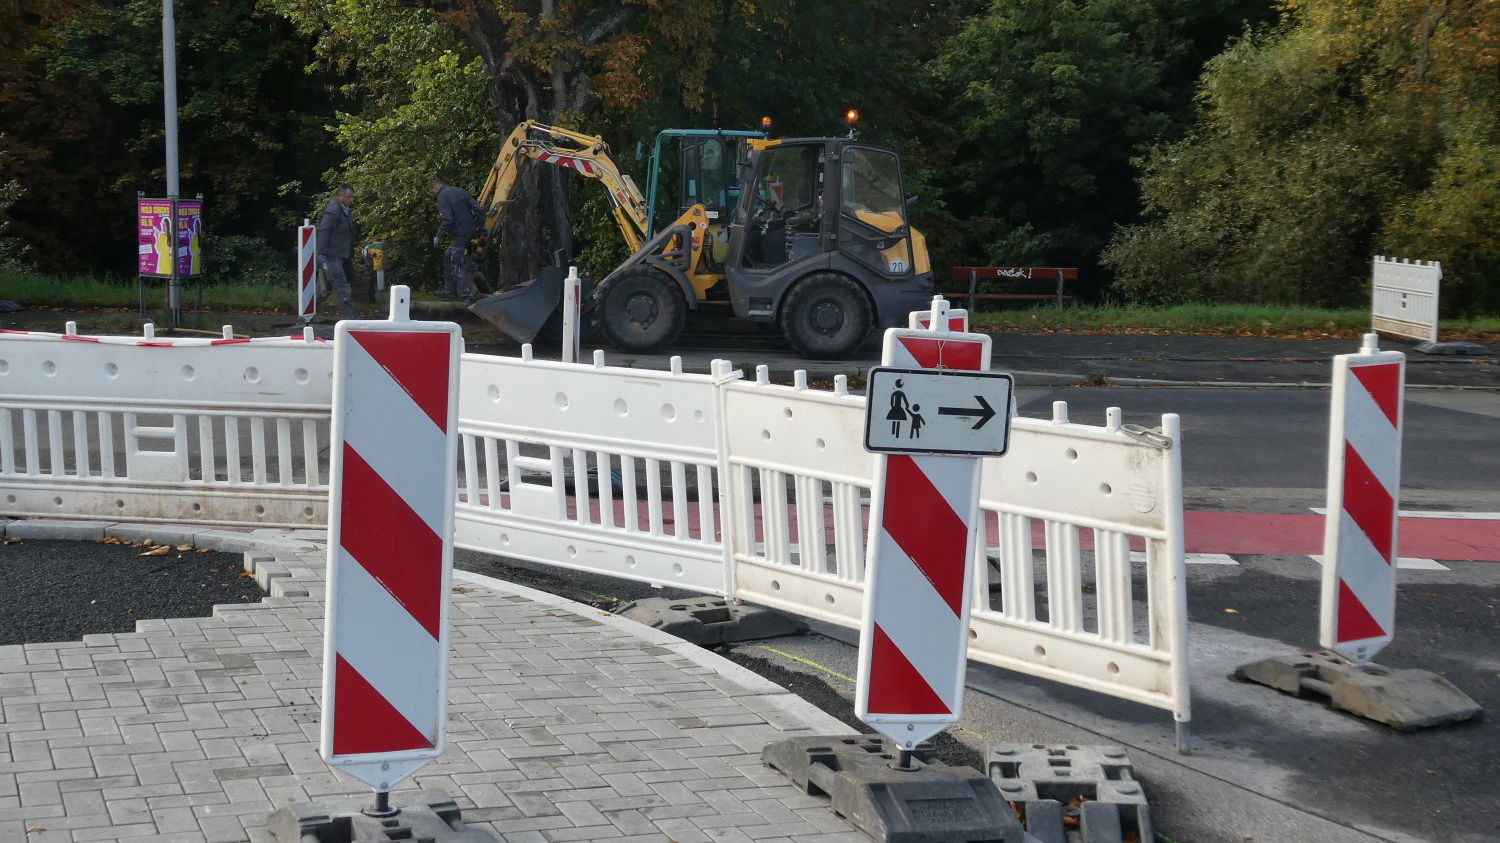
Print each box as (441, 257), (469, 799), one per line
(296, 219), (317, 324)
(910, 306), (968, 332)
(856, 296), (991, 752)
(1320, 332), (1405, 663)
(320, 285), (461, 805)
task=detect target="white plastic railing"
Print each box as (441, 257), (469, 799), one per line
(1371, 255), (1441, 344)
(452, 347), (731, 594)
(0, 325), (334, 526)
(0, 324), (1188, 728)
(718, 365), (1189, 725)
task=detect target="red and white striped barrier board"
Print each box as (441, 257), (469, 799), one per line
(856, 297), (992, 749)
(297, 219), (317, 323)
(910, 307), (968, 332)
(320, 286), (462, 791)
(536, 150), (599, 177)
(1320, 333), (1405, 663)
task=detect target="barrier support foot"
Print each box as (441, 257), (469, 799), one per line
(988, 743), (1156, 843)
(618, 596), (805, 646)
(762, 735), (1036, 843)
(1235, 649), (1482, 731)
(267, 789), (500, 843)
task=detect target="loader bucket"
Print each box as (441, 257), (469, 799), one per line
(467, 266), (565, 345)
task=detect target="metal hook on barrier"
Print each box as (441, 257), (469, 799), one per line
(1051, 401), (1070, 424)
(593, 349), (606, 368)
(222, 325), (234, 340)
(794, 370), (808, 390)
(1121, 423), (1173, 449)
(1105, 407), (1123, 432)
(65, 321), (78, 336)
(143, 323), (156, 341)
(670, 356), (683, 376)
(834, 374), (848, 397)
(756, 365), (769, 385)
(520, 343), (533, 362)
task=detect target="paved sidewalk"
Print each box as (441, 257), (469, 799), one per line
(0, 528), (866, 842)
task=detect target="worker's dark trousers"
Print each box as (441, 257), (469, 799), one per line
(318, 256), (359, 319)
(443, 243), (475, 298)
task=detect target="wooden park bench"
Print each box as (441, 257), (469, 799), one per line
(944, 266), (1078, 309)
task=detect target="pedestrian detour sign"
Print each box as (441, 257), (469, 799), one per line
(864, 367), (1013, 457)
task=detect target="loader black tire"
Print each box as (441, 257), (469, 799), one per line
(596, 267), (688, 353)
(779, 272), (873, 359)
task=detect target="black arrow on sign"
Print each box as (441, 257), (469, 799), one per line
(938, 395), (996, 430)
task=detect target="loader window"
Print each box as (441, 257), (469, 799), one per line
(742, 144), (823, 269)
(841, 148), (904, 225)
(681, 137), (728, 216)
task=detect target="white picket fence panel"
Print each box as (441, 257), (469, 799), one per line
(0, 327), (334, 526)
(1371, 255), (1441, 344)
(0, 325), (1189, 728)
(452, 348), (731, 594)
(719, 366), (1189, 723)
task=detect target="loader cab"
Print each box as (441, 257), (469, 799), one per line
(724, 137), (931, 326)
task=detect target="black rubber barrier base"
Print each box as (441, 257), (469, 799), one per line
(267, 790), (500, 843)
(763, 735), (1036, 842)
(618, 596), (806, 646)
(1236, 649), (1483, 731)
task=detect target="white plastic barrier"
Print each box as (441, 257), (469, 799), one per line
(719, 365), (1190, 728)
(0, 324), (1189, 730)
(1371, 255), (1441, 344)
(0, 326), (334, 526)
(452, 348), (731, 594)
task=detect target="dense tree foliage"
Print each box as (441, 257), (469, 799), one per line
(0, 0), (1493, 311)
(1106, 0), (1500, 312)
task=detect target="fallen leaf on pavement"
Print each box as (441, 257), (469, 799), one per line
(239, 571), (255, 578)
(2, 537), (21, 545)
(1224, 608), (1240, 614)
(176, 544), (192, 551)
(25, 827), (45, 835)
(138, 545), (171, 556)
(453, 586), (472, 594)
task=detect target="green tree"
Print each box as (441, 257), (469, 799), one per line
(1106, 0), (1500, 312)
(0, 0), (337, 279)
(928, 0), (1274, 284)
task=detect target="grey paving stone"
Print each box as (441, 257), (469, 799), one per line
(1, 539), (864, 842)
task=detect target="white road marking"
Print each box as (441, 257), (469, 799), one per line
(1309, 554), (1449, 571)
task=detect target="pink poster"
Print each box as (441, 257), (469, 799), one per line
(137, 198), (204, 277)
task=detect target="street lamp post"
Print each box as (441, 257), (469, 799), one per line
(162, 0), (182, 327)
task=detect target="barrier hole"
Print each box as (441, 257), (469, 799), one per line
(181, 365), (196, 381)
(969, 628), (977, 640)
(693, 409), (704, 422)
(1066, 448), (1078, 461)
(824, 594), (835, 605)
(554, 392), (569, 410)
(500, 532), (510, 545)
(1034, 645), (1047, 659)
(52, 496), (63, 506)
(661, 403), (676, 421)
(1107, 662), (1120, 675)
(105, 362), (119, 378)
(771, 580), (782, 592)
(115, 499), (124, 509)
(4, 494), (14, 504)
(815, 438), (826, 450)
(626, 555), (637, 568)
(567, 545), (577, 558)
(191, 503), (201, 512)
(0, 359), (8, 375)
(761, 429), (771, 440)
(1100, 483), (1113, 496)
(487, 384), (500, 402)
(783, 407), (793, 419)
(672, 563), (683, 577)
(304, 506), (314, 517)
(243, 366), (261, 384)
(294, 368), (310, 385)
(613, 399), (628, 417)
(254, 505), (265, 516)
(42, 361), (57, 376)
(1026, 471), (1038, 484)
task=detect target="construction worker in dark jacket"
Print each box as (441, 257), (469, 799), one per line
(431, 178), (484, 304)
(315, 182), (359, 319)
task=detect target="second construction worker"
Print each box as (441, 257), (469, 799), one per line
(431, 177), (484, 304)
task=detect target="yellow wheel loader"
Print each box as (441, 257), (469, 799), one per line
(468, 120), (933, 359)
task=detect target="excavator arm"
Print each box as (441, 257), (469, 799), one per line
(476, 121), (651, 255)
